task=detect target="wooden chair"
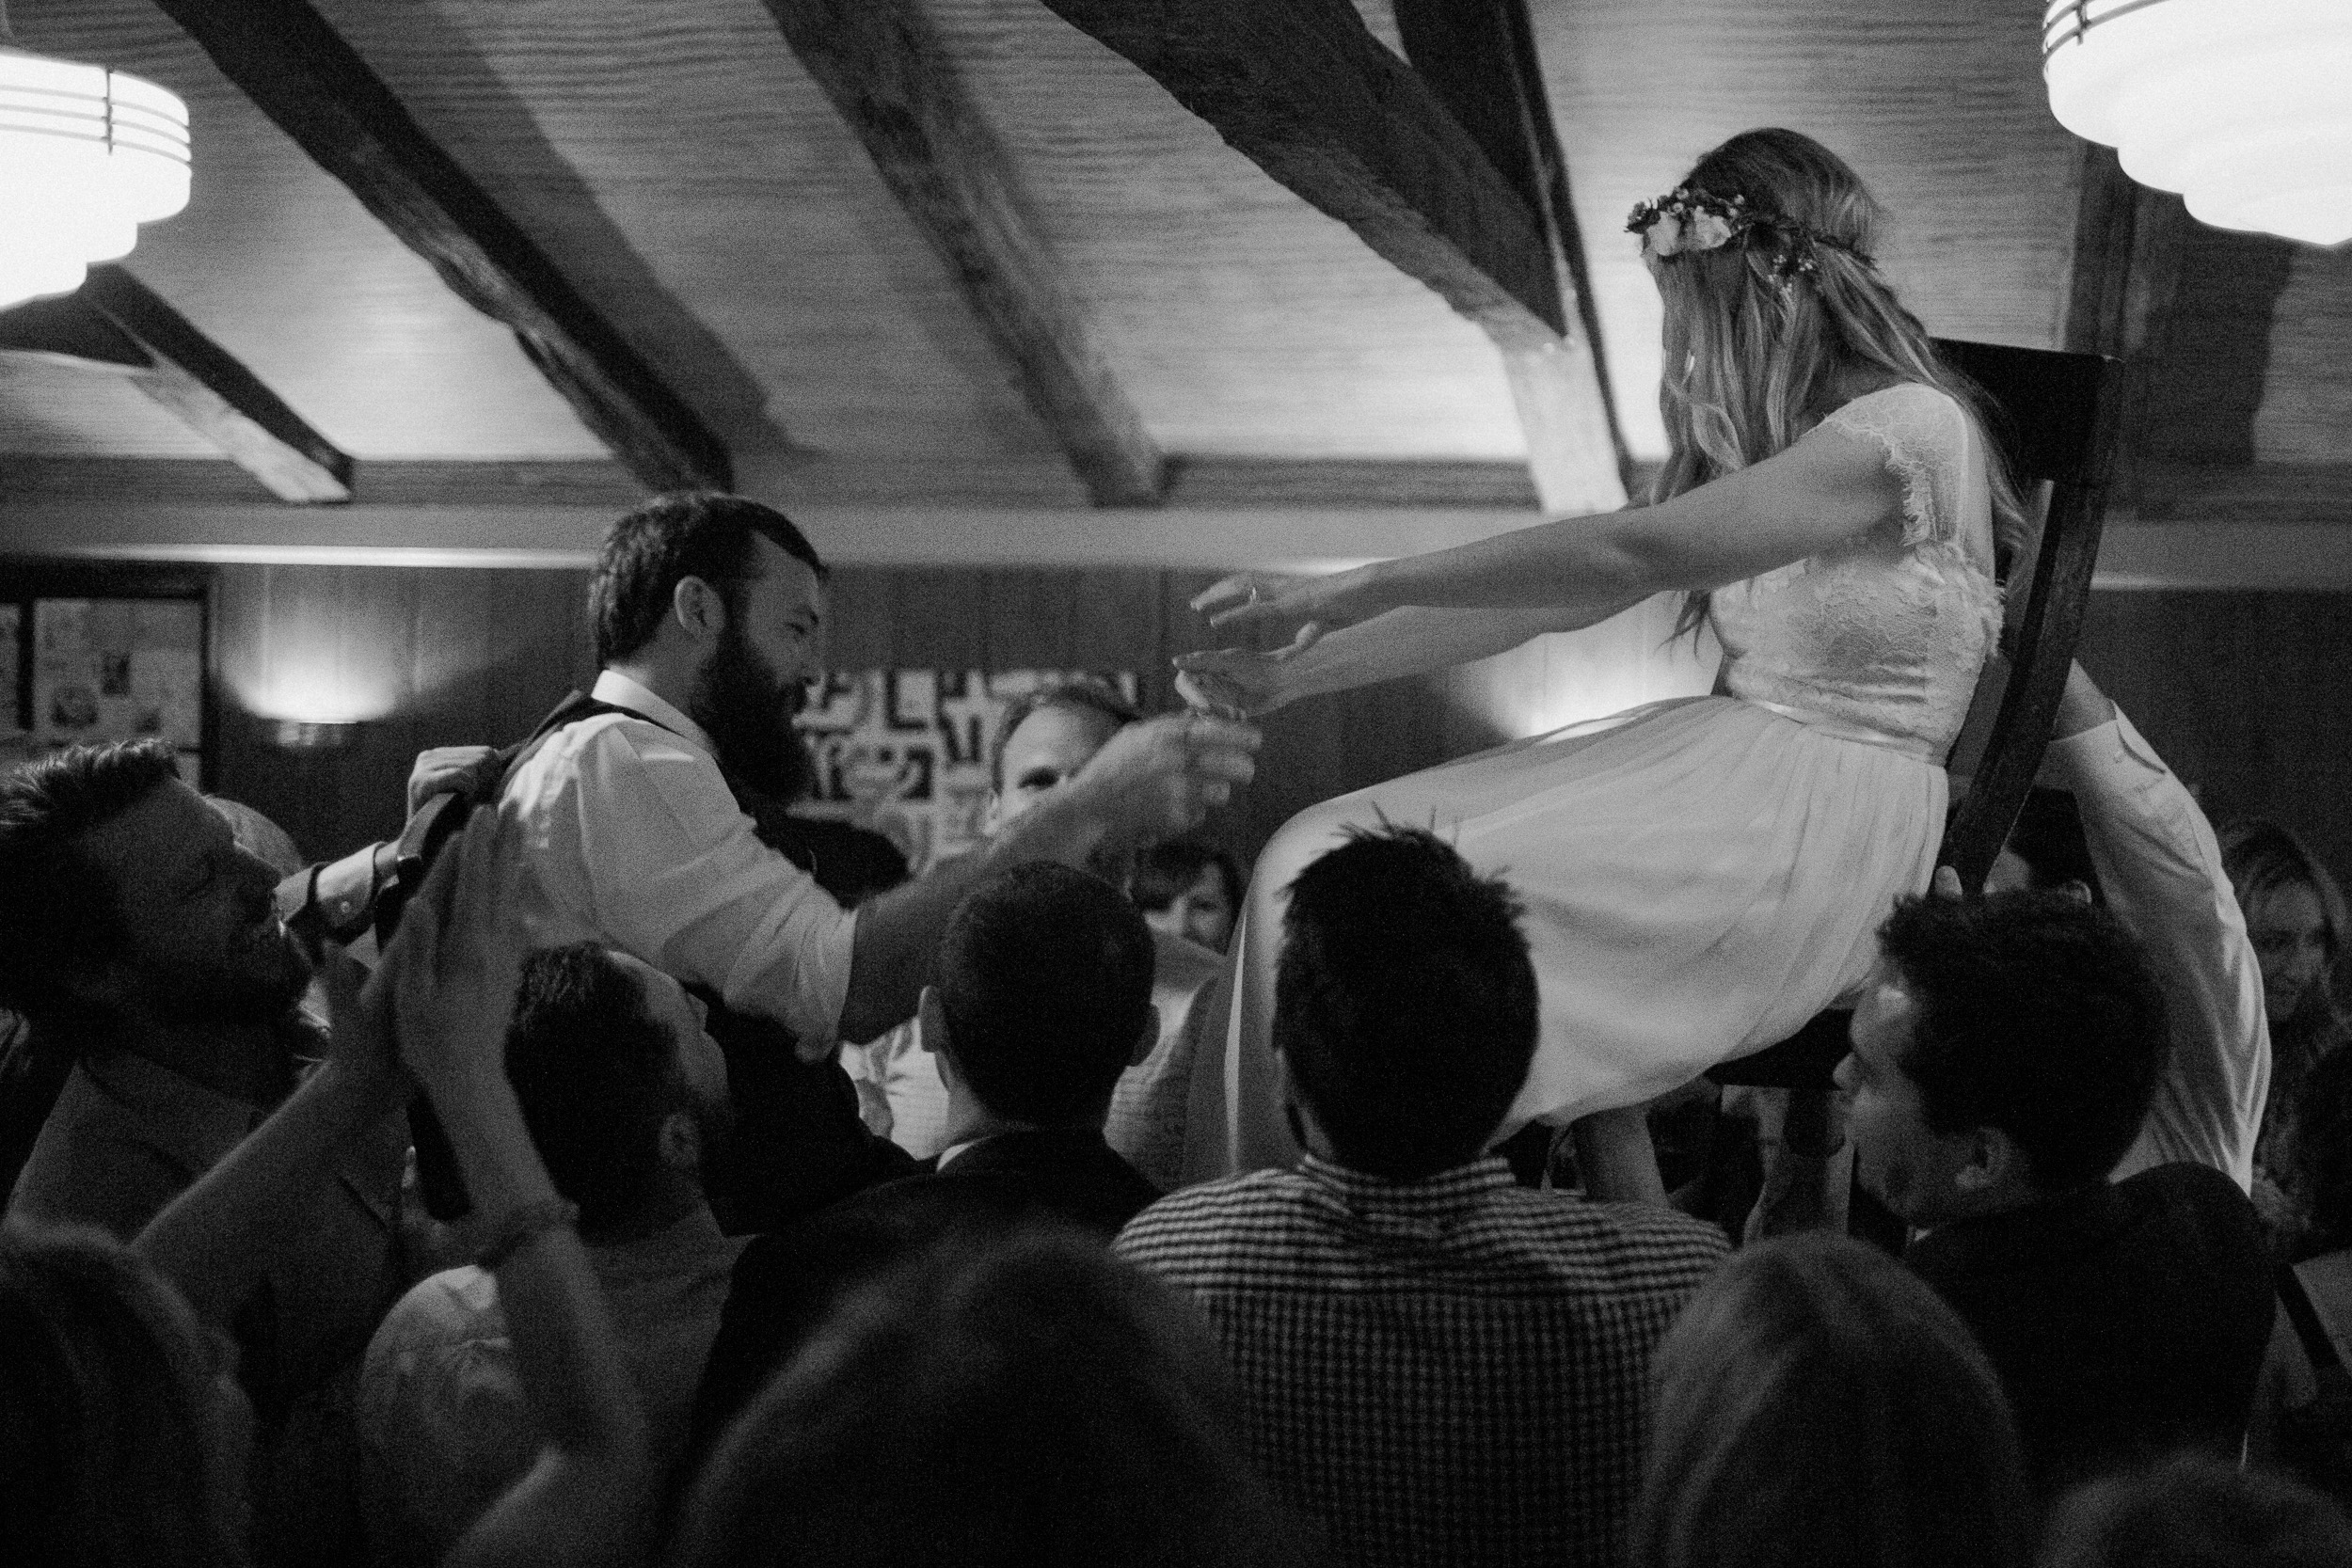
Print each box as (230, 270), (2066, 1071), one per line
(1706, 338), (2127, 1095)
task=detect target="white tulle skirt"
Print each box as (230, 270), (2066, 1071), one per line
(1181, 695), (1947, 1179)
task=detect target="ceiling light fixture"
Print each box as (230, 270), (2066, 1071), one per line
(2043, 0), (2352, 248)
(0, 3), (192, 310)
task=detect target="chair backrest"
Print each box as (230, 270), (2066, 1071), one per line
(1708, 339), (2126, 1096)
(1931, 338), (2126, 894)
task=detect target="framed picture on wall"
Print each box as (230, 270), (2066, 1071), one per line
(0, 562), (215, 785)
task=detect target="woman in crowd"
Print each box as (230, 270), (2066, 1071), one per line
(667, 1223), (1310, 1568)
(1634, 1232), (2031, 1568)
(2219, 820), (2348, 1189)
(1179, 127), (2025, 1142)
(1133, 839), (1245, 955)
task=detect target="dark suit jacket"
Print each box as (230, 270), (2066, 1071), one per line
(687, 1127), (1161, 1459)
(1906, 1161), (2273, 1498)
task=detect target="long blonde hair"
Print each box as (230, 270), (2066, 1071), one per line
(1645, 129), (2028, 638)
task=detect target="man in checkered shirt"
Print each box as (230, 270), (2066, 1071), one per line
(1117, 825), (1727, 1568)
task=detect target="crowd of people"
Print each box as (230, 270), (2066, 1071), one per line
(0, 488), (2345, 1568)
(6, 120), (2352, 1565)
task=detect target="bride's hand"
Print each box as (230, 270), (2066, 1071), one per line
(1191, 565), (1381, 636)
(1172, 626), (1321, 719)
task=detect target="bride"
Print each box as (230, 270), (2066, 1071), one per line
(1177, 128), (2027, 1172)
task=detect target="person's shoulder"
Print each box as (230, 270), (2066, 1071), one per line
(1115, 1169), (1308, 1255)
(2122, 1158), (2256, 1208)
(1814, 380), (1969, 447)
(8, 1069), (197, 1240)
(1498, 1187), (1731, 1275)
(2122, 1160), (2265, 1244)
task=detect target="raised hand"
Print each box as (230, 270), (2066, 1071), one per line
(1067, 711), (1262, 841)
(407, 744), (500, 816)
(372, 811), (538, 1099)
(1191, 564), (1383, 637)
(1173, 624), (1322, 719)
(319, 944), (405, 1098)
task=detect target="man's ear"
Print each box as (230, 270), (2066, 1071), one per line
(1953, 1124), (2024, 1194)
(1271, 1046), (1325, 1160)
(1129, 1003), (1161, 1069)
(671, 575), (727, 645)
(658, 1107), (702, 1173)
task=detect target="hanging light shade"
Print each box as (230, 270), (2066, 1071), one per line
(0, 44), (192, 310)
(2043, 0), (2352, 247)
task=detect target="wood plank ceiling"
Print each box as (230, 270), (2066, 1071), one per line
(0, 0), (2344, 578)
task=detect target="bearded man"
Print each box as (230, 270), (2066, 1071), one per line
(483, 493), (1257, 1229)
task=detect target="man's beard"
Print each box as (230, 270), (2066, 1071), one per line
(144, 923), (315, 1029)
(690, 621), (817, 806)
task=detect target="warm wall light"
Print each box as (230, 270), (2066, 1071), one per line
(2043, 0), (2352, 246)
(270, 719), (361, 752)
(0, 4), (193, 309)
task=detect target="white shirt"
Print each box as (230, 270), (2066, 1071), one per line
(2047, 707), (2270, 1190)
(496, 670), (857, 1046)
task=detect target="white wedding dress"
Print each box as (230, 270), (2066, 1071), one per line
(1185, 382), (2004, 1176)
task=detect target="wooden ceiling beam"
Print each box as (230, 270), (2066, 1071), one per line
(1037, 0), (1560, 344)
(1037, 0), (1622, 513)
(1391, 0), (1630, 503)
(0, 268), (355, 503)
(149, 0), (731, 494)
(762, 0), (1165, 508)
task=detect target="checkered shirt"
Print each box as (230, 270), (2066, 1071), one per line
(1117, 1154), (1727, 1568)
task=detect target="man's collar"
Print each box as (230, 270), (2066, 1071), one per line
(592, 669), (714, 756)
(937, 1126), (1113, 1173)
(76, 1044), (264, 1166)
(1905, 1179), (2126, 1273)
(1296, 1150), (1518, 1210)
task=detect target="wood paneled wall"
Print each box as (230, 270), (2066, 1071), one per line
(204, 562), (1505, 867)
(179, 564), (2352, 905)
(2077, 593), (2352, 891)
(211, 564), (599, 861)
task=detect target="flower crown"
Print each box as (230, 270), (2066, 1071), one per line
(1625, 186), (1867, 282)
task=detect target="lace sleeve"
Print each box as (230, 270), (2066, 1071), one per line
(1819, 384), (1969, 546)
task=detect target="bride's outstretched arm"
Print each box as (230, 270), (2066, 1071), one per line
(1175, 601), (1635, 717)
(1200, 422), (1903, 640)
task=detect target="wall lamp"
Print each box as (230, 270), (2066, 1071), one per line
(270, 719), (361, 752)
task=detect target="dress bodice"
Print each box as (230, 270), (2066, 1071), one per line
(1710, 383), (2002, 760)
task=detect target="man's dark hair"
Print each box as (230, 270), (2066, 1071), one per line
(504, 943), (684, 1229)
(1132, 839), (1244, 919)
(1877, 891), (2169, 1194)
(934, 863), (1154, 1125)
(589, 492), (827, 667)
(0, 740), (180, 1022)
(1273, 825), (1537, 1180)
(990, 679), (1140, 791)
